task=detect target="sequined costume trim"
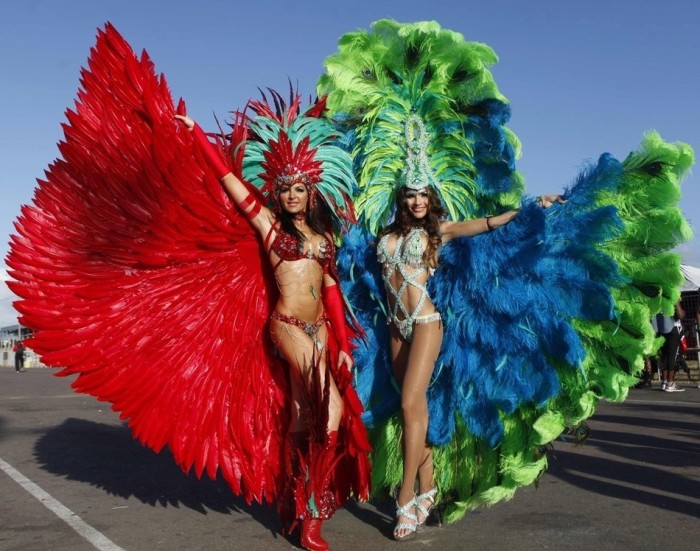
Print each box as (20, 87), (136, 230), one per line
(271, 310), (327, 336)
(377, 227), (441, 341)
(266, 222), (331, 272)
(388, 312), (442, 342)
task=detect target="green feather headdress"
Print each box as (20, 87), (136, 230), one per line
(318, 19), (523, 235)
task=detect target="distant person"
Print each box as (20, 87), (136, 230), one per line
(13, 341), (26, 373)
(636, 355), (654, 388)
(652, 301), (685, 392)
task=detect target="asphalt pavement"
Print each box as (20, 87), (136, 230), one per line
(1, 367), (698, 551)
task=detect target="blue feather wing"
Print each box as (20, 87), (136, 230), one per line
(336, 226), (399, 426)
(339, 152), (626, 448)
(428, 153), (625, 446)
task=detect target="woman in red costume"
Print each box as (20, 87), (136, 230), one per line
(175, 101), (369, 550)
(7, 27), (369, 551)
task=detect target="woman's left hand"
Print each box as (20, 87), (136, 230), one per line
(537, 194), (566, 208)
(338, 350), (354, 373)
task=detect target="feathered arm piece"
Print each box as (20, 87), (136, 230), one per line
(323, 283), (352, 356)
(567, 131), (695, 411)
(191, 123), (231, 179)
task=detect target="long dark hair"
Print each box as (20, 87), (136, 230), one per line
(379, 187), (446, 268)
(276, 186), (331, 242)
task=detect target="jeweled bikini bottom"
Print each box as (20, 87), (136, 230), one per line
(389, 312), (442, 342)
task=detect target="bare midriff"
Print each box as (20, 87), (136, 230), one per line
(268, 231), (328, 322)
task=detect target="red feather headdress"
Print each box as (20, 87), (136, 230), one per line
(241, 91), (357, 229)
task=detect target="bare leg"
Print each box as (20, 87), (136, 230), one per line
(417, 447), (434, 493)
(391, 320), (442, 537)
(270, 319), (343, 433)
(325, 378), (343, 432)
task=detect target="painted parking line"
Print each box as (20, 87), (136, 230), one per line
(0, 457), (125, 551)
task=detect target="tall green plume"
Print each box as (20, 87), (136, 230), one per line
(318, 19), (522, 234)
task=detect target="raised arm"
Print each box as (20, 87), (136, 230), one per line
(175, 115), (273, 236)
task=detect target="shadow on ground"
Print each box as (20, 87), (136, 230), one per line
(33, 418), (280, 532)
(547, 408), (699, 518)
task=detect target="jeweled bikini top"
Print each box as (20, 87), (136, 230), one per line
(377, 227), (429, 270)
(377, 227), (434, 328)
(267, 224), (331, 271)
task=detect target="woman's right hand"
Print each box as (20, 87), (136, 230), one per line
(338, 349), (354, 374)
(174, 114), (195, 130)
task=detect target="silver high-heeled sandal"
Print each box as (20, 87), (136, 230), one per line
(393, 496), (417, 541)
(415, 487), (438, 529)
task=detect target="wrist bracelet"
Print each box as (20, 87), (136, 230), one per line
(485, 216), (494, 231)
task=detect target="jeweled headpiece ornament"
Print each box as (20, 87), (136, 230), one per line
(402, 113), (440, 191)
(241, 91), (356, 227)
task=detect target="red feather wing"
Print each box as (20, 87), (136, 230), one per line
(6, 23), (286, 505)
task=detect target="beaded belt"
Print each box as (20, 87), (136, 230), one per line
(271, 310), (327, 336)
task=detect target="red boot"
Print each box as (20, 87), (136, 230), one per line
(300, 519), (329, 551)
(298, 432), (337, 550)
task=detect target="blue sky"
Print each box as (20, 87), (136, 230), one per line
(1, 0), (698, 325)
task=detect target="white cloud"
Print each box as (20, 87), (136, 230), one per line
(676, 243), (700, 268)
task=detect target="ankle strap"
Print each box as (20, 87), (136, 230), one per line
(415, 487), (437, 516)
(396, 497), (417, 521)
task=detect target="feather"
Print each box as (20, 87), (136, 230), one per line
(7, 24), (285, 506)
(321, 19), (694, 521)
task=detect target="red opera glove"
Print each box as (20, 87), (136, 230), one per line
(323, 283), (352, 356)
(191, 123), (230, 180)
